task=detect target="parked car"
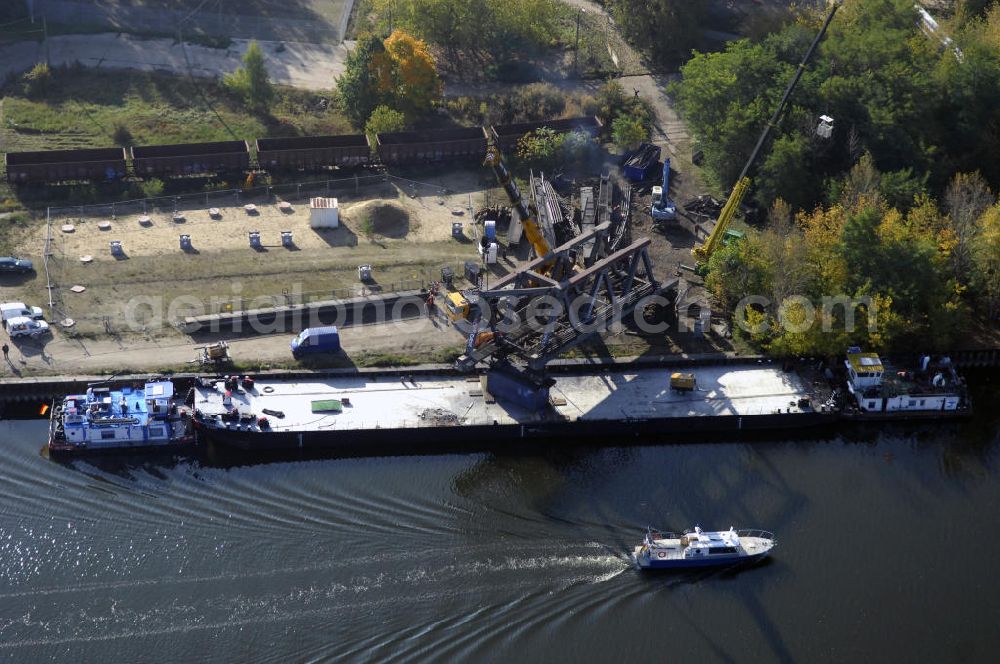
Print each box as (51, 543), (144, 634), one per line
(6, 315), (50, 338)
(0, 302), (44, 328)
(0, 256), (34, 273)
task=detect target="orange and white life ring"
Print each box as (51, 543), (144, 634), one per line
(657, 551), (667, 559)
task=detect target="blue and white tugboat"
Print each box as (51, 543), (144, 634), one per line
(47, 379), (194, 454)
(632, 526), (776, 570)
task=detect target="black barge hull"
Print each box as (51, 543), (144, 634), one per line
(195, 411), (838, 455)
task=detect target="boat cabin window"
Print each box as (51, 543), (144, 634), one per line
(708, 546), (737, 554)
(867, 401), (876, 409)
(149, 427), (165, 438)
(100, 430), (116, 440)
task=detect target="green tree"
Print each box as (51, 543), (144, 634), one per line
(375, 0), (562, 59)
(365, 105), (406, 143)
(336, 34), (390, 128)
(672, 34), (800, 187)
(605, 0), (707, 67)
(337, 31), (441, 128)
(611, 115), (649, 151)
(972, 204), (1000, 319)
(755, 133), (818, 212)
(224, 41), (274, 112)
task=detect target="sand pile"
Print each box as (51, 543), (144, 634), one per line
(344, 200), (410, 238)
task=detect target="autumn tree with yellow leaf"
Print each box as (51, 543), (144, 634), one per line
(336, 30), (442, 129)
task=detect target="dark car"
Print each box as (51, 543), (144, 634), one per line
(0, 257), (34, 273)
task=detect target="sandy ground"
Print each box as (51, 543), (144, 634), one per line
(42, 186), (468, 262)
(0, 33), (348, 90)
(1, 171), (498, 360)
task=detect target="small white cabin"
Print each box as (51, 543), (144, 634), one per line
(309, 197), (339, 228)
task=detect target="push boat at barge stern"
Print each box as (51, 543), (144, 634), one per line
(47, 379), (195, 454)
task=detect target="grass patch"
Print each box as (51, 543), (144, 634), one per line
(1, 65), (348, 154)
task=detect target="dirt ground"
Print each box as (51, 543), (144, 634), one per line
(0, 0), (732, 375)
(4, 171), (498, 355)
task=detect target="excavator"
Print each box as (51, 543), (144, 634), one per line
(693, 0), (842, 268)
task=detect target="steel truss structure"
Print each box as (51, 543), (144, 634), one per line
(455, 224), (659, 372)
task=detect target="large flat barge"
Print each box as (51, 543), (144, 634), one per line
(190, 363), (836, 454)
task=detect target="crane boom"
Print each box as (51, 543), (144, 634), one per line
(484, 145), (552, 263)
(694, 0), (841, 263)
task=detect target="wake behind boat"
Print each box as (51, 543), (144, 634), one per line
(632, 526), (776, 570)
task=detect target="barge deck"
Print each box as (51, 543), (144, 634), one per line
(192, 363), (834, 453)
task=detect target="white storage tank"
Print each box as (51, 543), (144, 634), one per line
(309, 197), (339, 228)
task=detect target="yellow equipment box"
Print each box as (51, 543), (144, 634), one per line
(670, 372), (696, 392)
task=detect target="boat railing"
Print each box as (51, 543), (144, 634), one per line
(736, 529), (776, 542)
(645, 527), (683, 543)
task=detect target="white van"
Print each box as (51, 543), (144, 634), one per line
(1, 302), (44, 328)
(7, 315), (49, 338)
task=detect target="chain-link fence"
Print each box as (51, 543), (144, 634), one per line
(47, 173), (391, 220)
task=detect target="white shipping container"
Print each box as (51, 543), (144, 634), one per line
(309, 197), (339, 228)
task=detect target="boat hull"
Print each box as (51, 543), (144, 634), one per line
(47, 433), (197, 456)
(194, 411), (836, 455)
(633, 550), (771, 570)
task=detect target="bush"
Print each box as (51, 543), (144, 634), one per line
(223, 41), (274, 112)
(364, 105), (406, 143)
(515, 127), (563, 171)
(517, 83), (566, 121)
(358, 215), (375, 240)
(22, 62), (51, 99)
(141, 178), (165, 198)
(562, 129), (597, 168)
(112, 123), (133, 147)
(611, 115), (649, 151)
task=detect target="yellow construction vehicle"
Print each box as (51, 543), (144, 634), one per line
(694, 0), (842, 268)
(445, 291), (471, 322)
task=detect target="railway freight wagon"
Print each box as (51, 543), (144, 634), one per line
(4, 147), (127, 184)
(256, 134), (371, 171)
(376, 126), (488, 165)
(488, 116), (603, 152)
(131, 141), (250, 177)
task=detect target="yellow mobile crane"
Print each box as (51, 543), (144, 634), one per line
(694, 0), (842, 266)
(448, 145), (555, 323)
(483, 144), (553, 262)
(447, 144), (554, 325)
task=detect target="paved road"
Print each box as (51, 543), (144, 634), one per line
(4, 314), (465, 376)
(31, 0), (345, 43)
(0, 33), (348, 90)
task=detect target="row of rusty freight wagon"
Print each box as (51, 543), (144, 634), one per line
(3, 117), (602, 184)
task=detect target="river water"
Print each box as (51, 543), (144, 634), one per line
(1, 398), (998, 662)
